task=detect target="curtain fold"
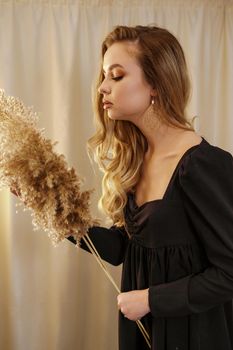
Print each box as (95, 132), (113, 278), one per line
(0, 1), (232, 349)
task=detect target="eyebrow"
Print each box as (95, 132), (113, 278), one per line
(102, 64), (124, 73)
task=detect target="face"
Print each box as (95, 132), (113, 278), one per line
(98, 41), (155, 122)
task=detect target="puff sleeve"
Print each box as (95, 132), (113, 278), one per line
(148, 145), (233, 318)
(67, 225), (129, 266)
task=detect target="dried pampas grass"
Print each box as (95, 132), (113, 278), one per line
(0, 89), (100, 246)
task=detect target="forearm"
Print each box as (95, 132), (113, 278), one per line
(148, 266), (233, 318)
(67, 225), (129, 266)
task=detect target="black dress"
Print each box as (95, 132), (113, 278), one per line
(67, 136), (233, 350)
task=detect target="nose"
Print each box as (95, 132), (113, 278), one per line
(98, 79), (111, 95)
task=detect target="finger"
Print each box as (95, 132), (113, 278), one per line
(117, 296), (121, 309)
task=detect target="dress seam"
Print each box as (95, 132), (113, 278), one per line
(130, 237), (200, 250)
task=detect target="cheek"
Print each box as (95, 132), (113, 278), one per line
(115, 80), (149, 109)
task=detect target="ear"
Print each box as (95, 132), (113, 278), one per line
(150, 88), (157, 97)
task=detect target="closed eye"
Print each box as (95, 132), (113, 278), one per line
(112, 76), (123, 81)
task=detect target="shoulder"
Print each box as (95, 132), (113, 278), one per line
(179, 138), (233, 181)
(200, 139), (232, 163)
(178, 138), (233, 211)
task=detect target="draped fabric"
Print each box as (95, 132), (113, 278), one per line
(0, 1), (232, 349)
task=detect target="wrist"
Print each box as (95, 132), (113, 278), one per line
(145, 288), (150, 313)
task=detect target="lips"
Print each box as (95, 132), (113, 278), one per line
(103, 102), (113, 109)
(103, 100), (113, 109)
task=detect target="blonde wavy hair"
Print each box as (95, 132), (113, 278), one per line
(87, 25), (196, 228)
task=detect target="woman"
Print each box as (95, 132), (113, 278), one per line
(68, 25), (233, 350)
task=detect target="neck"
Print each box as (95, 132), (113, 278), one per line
(134, 104), (190, 158)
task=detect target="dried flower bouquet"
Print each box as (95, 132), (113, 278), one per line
(0, 89), (99, 246)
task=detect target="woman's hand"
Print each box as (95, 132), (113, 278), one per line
(117, 288), (150, 321)
(10, 182), (21, 197)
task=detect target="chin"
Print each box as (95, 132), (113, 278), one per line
(107, 112), (127, 122)
(107, 114), (122, 121)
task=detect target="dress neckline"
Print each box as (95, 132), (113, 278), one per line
(131, 136), (207, 210)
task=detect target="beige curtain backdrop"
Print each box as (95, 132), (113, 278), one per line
(0, 0), (232, 349)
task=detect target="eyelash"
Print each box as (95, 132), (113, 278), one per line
(103, 75), (123, 81)
(112, 76), (123, 81)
